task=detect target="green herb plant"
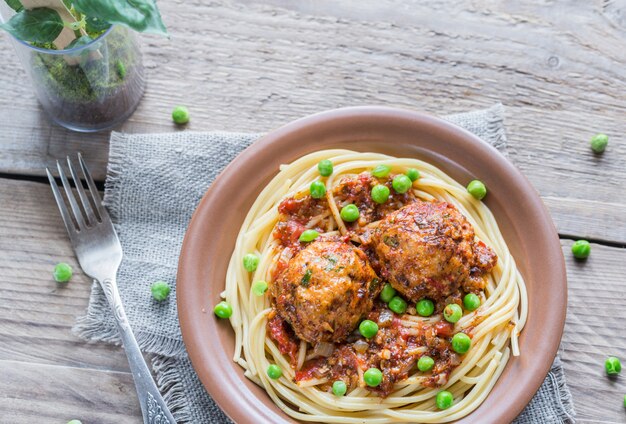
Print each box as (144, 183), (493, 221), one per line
(0, 0), (167, 130)
(1, 0), (167, 47)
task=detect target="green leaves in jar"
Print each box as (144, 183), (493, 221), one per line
(5, 0), (23, 12)
(73, 0), (168, 35)
(0, 7), (64, 43)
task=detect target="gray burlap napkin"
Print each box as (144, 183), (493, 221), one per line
(75, 104), (575, 423)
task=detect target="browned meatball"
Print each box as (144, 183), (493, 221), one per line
(271, 241), (381, 343)
(372, 201), (496, 306)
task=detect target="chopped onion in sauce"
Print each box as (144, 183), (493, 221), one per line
(378, 310), (394, 327)
(353, 339), (369, 354)
(305, 342), (335, 361)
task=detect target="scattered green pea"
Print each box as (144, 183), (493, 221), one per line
(67, 421), (82, 424)
(267, 364), (283, 379)
(372, 164), (392, 178)
(388, 296), (407, 314)
(451, 332), (472, 354)
(151, 281), (170, 301)
(214, 301), (233, 319)
(243, 253), (260, 272)
(318, 159), (333, 177)
(443, 303), (463, 323)
(340, 204), (360, 222)
(172, 105), (190, 125)
(299, 229), (320, 242)
(605, 356), (622, 375)
(590, 133), (609, 153)
(463, 293), (481, 312)
(417, 355), (435, 372)
(359, 319), (379, 339)
(371, 184), (390, 204)
(436, 390), (454, 410)
(392, 174), (412, 194)
(115, 60), (126, 79)
(380, 283), (397, 303)
(406, 168), (420, 181)
(251, 280), (268, 296)
(467, 179), (487, 200)
(310, 181), (326, 199)
(416, 299), (435, 317)
(332, 380), (347, 396)
(363, 368), (383, 387)
(53, 262), (73, 283)
(571, 240), (591, 259)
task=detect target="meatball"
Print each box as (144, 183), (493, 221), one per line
(372, 201), (496, 306)
(271, 241), (381, 343)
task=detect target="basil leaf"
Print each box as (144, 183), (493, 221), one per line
(85, 16), (111, 34)
(0, 8), (63, 43)
(66, 34), (92, 49)
(5, 0), (23, 12)
(73, 0), (167, 35)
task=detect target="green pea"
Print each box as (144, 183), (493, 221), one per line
(417, 355), (434, 372)
(53, 262), (73, 283)
(590, 133), (609, 153)
(340, 204), (360, 222)
(371, 184), (390, 204)
(359, 319), (379, 339)
(251, 280), (268, 296)
(379, 283), (396, 303)
(214, 301), (233, 319)
(267, 364), (282, 379)
(406, 168), (420, 181)
(151, 281), (171, 301)
(172, 105), (190, 125)
(299, 229), (320, 242)
(115, 60), (126, 79)
(310, 181), (326, 199)
(605, 356), (622, 375)
(318, 160), (333, 177)
(332, 380), (347, 396)
(436, 390), (454, 410)
(67, 421), (83, 424)
(467, 179), (487, 200)
(571, 240), (590, 259)
(363, 368), (383, 387)
(388, 296), (407, 314)
(372, 164), (392, 178)
(452, 332), (472, 354)
(392, 174), (412, 194)
(623, 394), (626, 408)
(243, 253), (260, 272)
(416, 299), (435, 317)
(443, 303), (463, 323)
(463, 293), (481, 311)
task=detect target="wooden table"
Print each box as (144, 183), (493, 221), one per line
(1, 1), (625, 422)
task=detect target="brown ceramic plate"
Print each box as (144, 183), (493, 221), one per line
(177, 107), (566, 424)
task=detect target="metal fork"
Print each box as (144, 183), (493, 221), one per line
(47, 154), (176, 424)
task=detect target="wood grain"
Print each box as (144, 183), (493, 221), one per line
(1, 1), (625, 422)
(0, 1), (625, 244)
(560, 240), (626, 423)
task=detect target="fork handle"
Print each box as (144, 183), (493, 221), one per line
(100, 277), (177, 424)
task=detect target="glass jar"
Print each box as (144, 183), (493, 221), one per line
(5, 24), (145, 132)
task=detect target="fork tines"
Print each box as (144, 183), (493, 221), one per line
(46, 154), (106, 236)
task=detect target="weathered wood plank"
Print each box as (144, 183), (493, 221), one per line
(0, 1), (625, 243)
(0, 360), (141, 424)
(1, 177), (626, 422)
(560, 241), (626, 424)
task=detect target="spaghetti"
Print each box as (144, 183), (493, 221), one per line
(221, 150), (527, 423)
